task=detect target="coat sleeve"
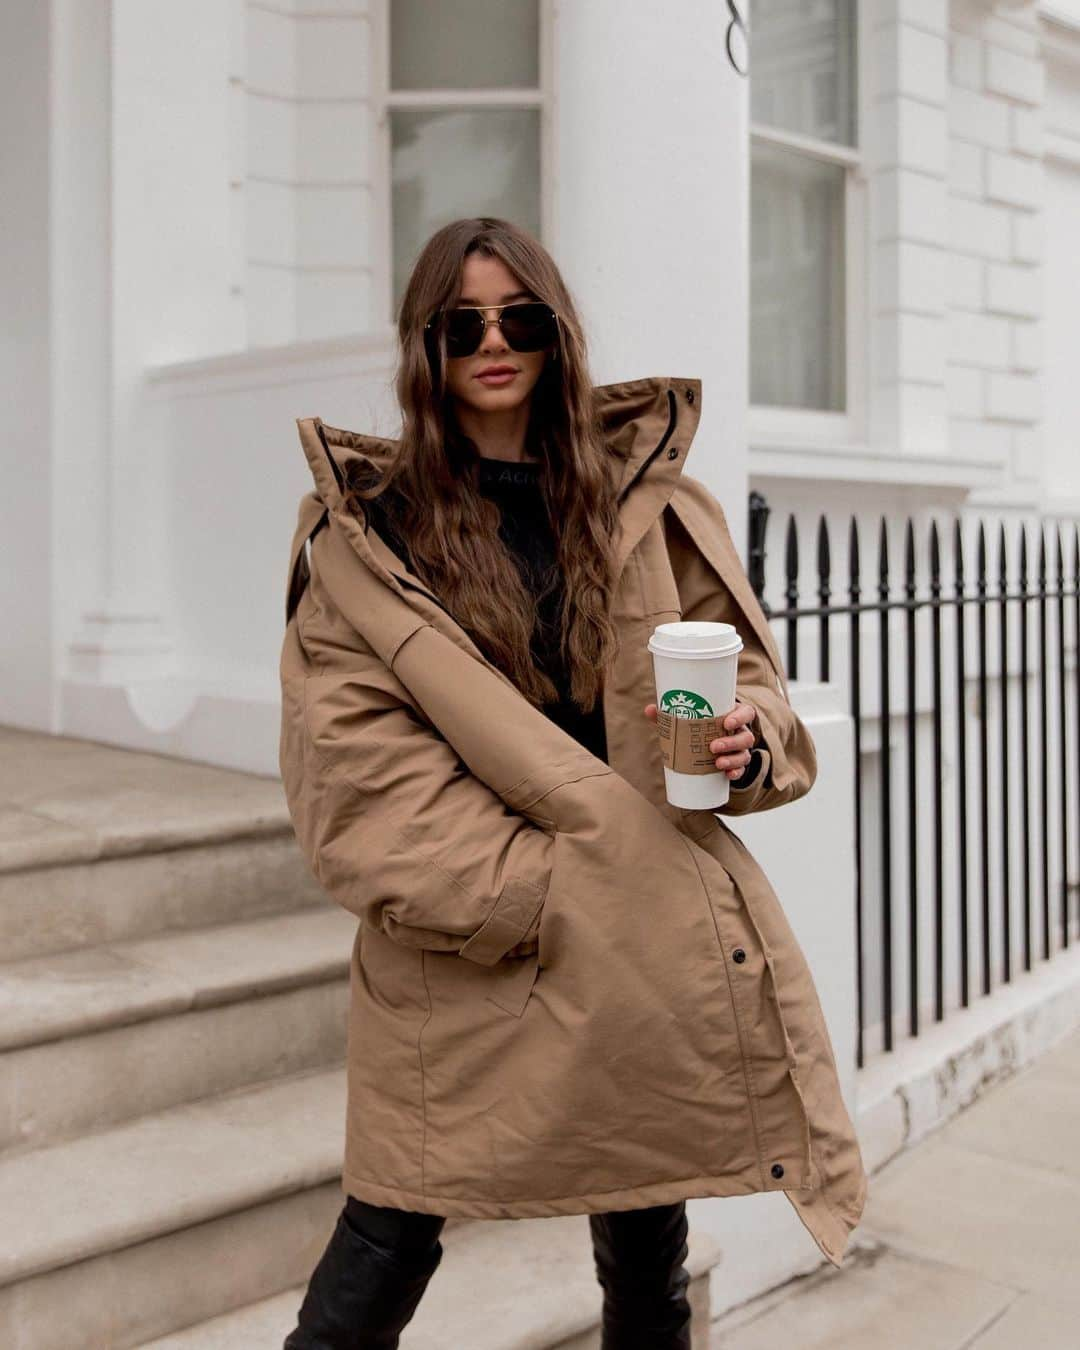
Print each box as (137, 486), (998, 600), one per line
(280, 609), (551, 968)
(662, 477), (818, 816)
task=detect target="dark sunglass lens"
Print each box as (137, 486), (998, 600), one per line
(500, 302), (558, 353)
(443, 308), (485, 357)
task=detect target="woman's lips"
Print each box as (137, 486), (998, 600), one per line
(476, 369), (518, 386)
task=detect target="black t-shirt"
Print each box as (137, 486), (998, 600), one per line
(363, 457), (608, 763)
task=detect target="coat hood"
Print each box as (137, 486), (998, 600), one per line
(299, 373), (696, 512)
(287, 374), (787, 708)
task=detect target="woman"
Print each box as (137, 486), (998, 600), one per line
(279, 217), (867, 1349)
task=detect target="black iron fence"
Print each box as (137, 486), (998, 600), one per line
(747, 491), (1080, 1069)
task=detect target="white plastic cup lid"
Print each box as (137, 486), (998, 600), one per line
(647, 621), (743, 659)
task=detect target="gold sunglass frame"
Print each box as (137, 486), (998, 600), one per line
(423, 301), (562, 352)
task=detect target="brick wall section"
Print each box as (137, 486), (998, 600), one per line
(870, 2), (950, 458)
(233, 0), (374, 347)
(947, 0), (1045, 488)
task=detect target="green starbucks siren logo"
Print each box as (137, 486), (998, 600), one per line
(659, 689), (715, 719)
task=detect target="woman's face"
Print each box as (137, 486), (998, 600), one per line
(442, 253), (548, 422)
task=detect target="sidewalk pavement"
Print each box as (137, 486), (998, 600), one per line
(709, 1024), (1080, 1349)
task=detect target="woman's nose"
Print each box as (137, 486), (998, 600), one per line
(478, 312), (509, 354)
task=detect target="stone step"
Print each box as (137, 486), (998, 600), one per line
(0, 1066), (350, 1350)
(0, 907), (355, 1156)
(0, 727), (325, 960)
(135, 1216), (722, 1350)
(0, 728), (726, 1350)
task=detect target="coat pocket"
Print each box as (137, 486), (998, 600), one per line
(485, 949), (541, 1017)
(422, 940), (542, 1022)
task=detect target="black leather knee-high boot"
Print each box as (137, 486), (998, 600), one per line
(588, 1202), (693, 1350)
(283, 1198), (446, 1350)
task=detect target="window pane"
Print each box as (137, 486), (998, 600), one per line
(390, 107), (540, 312)
(749, 0), (857, 146)
(750, 140), (845, 411)
(391, 0), (539, 90)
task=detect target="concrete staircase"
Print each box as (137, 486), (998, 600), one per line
(0, 727), (722, 1348)
(138, 1216), (721, 1349)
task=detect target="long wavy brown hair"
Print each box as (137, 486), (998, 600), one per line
(345, 217), (622, 712)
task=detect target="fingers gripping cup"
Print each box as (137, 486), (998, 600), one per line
(647, 621), (744, 810)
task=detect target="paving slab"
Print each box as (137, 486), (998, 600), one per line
(941, 1069), (1080, 1183)
(862, 1137), (1080, 1294)
(709, 1025), (1080, 1348)
(1020, 1027), (1080, 1080)
(708, 1243), (1015, 1350)
(967, 1285), (1080, 1349)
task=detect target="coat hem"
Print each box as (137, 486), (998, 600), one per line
(341, 1165), (823, 1226)
(785, 1183), (864, 1270)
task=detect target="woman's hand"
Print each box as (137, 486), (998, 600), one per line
(644, 700), (758, 778)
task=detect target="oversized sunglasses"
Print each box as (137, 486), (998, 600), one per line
(424, 301), (560, 359)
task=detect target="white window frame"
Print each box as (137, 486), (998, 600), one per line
(369, 0), (555, 327)
(748, 0), (869, 454)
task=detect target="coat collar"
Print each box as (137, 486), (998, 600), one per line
(294, 374), (703, 614)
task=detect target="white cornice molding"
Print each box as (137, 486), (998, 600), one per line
(1046, 126), (1080, 163)
(145, 329), (399, 395)
(1039, 2), (1080, 32)
(748, 441), (1002, 494)
(1040, 5), (1080, 64)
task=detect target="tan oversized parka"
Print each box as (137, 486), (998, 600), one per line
(279, 375), (868, 1267)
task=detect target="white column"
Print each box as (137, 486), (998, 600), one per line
(1044, 11), (1080, 504)
(0, 1), (54, 727)
(551, 0), (751, 550)
(66, 0), (241, 692)
(947, 0), (1046, 501)
(869, 1), (951, 462)
(52, 0), (129, 683)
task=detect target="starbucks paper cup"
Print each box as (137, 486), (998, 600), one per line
(647, 621), (744, 810)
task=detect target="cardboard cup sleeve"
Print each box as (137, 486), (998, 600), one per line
(655, 710), (727, 775)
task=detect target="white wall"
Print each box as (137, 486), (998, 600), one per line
(551, 0), (749, 544)
(104, 0), (241, 617)
(946, 0), (1045, 488)
(688, 686), (859, 1310)
(38, 0), (753, 779)
(552, 1), (727, 365)
(50, 0), (113, 711)
(1045, 160), (1080, 502)
(748, 1), (1080, 1061)
(1, 2), (53, 728)
(240, 0), (375, 346)
(1043, 24), (1080, 504)
(10, 0), (1078, 779)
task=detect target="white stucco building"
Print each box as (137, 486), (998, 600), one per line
(4, 0), (1080, 1317)
(5, 0), (1079, 773)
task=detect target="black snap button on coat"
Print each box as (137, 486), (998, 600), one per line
(666, 446), (679, 460)
(771, 1163), (785, 1179)
(732, 948), (747, 964)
